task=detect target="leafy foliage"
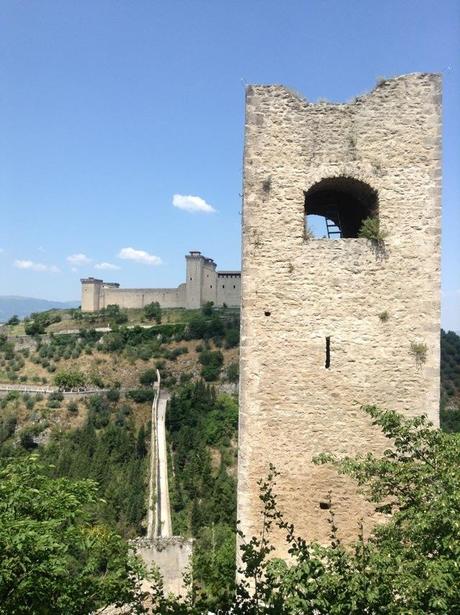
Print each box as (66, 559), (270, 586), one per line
(166, 382), (238, 605)
(127, 388), (156, 403)
(144, 301), (162, 323)
(139, 368), (157, 386)
(24, 310), (62, 335)
(0, 455), (145, 614)
(54, 368), (86, 389)
(440, 330), (460, 432)
(226, 361), (239, 383)
(40, 398), (148, 537)
(358, 216), (387, 241)
(151, 406), (460, 614)
(199, 350), (224, 381)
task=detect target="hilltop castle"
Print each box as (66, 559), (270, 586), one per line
(81, 251), (241, 312)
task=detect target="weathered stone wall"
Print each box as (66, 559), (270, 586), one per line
(100, 285), (186, 310)
(216, 273), (241, 307)
(238, 74), (441, 557)
(200, 258), (218, 305)
(81, 279), (102, 311)
(133, 537), (193, 596)
(185, 252), (204, 309)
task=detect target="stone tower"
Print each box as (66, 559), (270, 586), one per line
(80, 277), (103, 312)
(238, 74), (441, 557)
(185, 251), (218, 309)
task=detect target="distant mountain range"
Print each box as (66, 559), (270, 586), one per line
(0, 296), (80, 323)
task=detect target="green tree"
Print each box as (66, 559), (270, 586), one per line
(234, 407), (460, 614)
(54, 369), (86, 389)
(152, 407), (460, 614)
(226, 362), (239, 383)
(139, 368), (157, 386)
(144, 301), (162, 323)
(0, 455), (145, 614)
(199, 350), (224, 382)
(201, 301), (214, 317)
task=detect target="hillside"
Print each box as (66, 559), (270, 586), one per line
(0, 302), (240, 602)
(0, 296), (79, 323)
(1, 308), (459, 607)
(440, 329), (460, 432)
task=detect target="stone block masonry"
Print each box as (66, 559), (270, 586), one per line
(238, 73), (442, 558)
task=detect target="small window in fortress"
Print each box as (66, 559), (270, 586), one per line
(222, 284), (225, 288)
(233, 285), (236, 289)
(304, 177), (377, 239)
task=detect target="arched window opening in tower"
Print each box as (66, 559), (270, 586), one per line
(304, 176), (378, 239)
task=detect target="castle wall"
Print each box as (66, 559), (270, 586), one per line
(216, 273), (241, 307)
(238, 74), (441, 557)
(100, 285), (186, 310)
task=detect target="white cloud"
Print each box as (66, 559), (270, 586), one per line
(172, 194), (216, 214)
(95, 262), (121, 271)
(14, 260), (60, 273)
(118, 247), (162, 266)
(67, 253), (92, 266)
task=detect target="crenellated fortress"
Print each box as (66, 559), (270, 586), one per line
(80, 251), (241, 312)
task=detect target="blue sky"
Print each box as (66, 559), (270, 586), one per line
(1, 0), (459, 329)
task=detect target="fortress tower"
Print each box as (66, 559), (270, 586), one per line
(185, 251), (218, 309)
(238, 74), (442, 555)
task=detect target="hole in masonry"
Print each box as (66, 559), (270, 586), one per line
(304, 176), (378, 239)
(319, 501), (331, 510)
(325, 336), (331, 369)
(264, 311), (271, 317)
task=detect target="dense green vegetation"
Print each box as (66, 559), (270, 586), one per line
(2, 310), (460, 612)
(144, 301), (162, 323)
(152, 407), (460, 614)
(440, 329), (460, 432)
(0, 455), (145, 614)
(166, 381), (238, 606)
(0, 388), (149, 539)
(24, 310), (63, 335)
(40, 394), (148, 538)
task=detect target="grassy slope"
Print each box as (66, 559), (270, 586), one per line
(0, 307), (240, 543)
